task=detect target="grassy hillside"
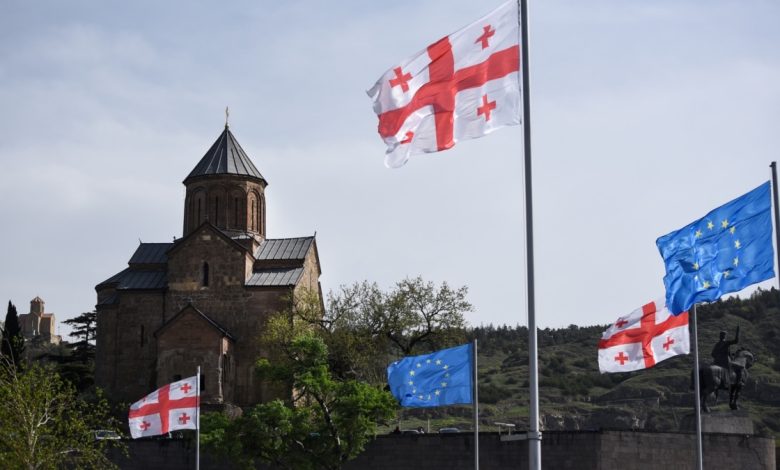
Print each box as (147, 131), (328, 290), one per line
(391, 288), (780, 437)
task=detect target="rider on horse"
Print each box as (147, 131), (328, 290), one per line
(711, 325), (740, 387)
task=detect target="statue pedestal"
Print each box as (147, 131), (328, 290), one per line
(680, 410), (754, 434)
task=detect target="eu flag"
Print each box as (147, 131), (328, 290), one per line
(656, 181), (775, 314)
(386, 343), (473, 408)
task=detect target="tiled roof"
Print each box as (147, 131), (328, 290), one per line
(97, 268), (167, 290)
(246, 267), (304, 286)
(128, 243), (172, 265)
(184, 126), (266, 183)
(255, 237), (313, 261)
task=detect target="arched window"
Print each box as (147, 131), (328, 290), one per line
(251, 199), (256, 232)
(233, 197), (239, 229)
(214, 196), (220, 226)
(259, 194), (265, 236)
(202, 262), (210, 287)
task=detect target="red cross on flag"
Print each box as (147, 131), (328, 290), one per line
(367, 1), (521, 168)
(598, 299), (690, 373)
(128, 375), (199, 438)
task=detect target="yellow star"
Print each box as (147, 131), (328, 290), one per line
(734, 240), (741, 249)
(734, 257), (739, 266)
(418, 395), (423, 400)
(426, 359), (431, 364)
(435, 390), (440, 396)
(409, 371), (415, 376)
(443, 365), (448, 370)
(693, 262), (699, 270)
(703, 280), (711, 289)
(695, 229), (703, 238)
(408, 380), (414, 386)
(416, 363), (421, 368)
(441, 382), (448, 387)
(707, 221), (714, 230)
(435, 359), (441, 365)
(721, 219), (729, 229)
(729, 226), (736, 235)
(723, 270), (731, 278)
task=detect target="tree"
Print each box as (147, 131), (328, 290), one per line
(62, 311), (97, 364)
(0, 357), (122, 469)
(1, 301), (24, 369)
(204, 334), (396, 470)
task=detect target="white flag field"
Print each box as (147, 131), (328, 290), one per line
(598, 299), (690, 373)
(128, 375), (199, 438)
(367, 0), (521, 168)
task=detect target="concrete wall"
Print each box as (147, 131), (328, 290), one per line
(109, 431), (775, 470)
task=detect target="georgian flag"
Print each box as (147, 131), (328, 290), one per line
(598, 299), (690, 373)
(128, 375), (199, 438)
(367, 0), (521, 168)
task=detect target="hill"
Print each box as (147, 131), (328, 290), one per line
(393, 288), (780, 436)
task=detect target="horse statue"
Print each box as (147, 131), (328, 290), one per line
(693, 347), (755, 412)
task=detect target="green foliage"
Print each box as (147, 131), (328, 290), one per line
(62, 311), (97, 364)
(1, 301), (24, 369)
(0, 358), (122, 469)
(205, 334), (396, 470)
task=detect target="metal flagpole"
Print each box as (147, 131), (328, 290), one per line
(691, 306), (703, 470)
(769, 162), (780, 289)
(518, 0), (542, 468)
(473, 339), (479, 470)
(196, 366), (201, 470)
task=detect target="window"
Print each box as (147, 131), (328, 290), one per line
(202, 262), (210, 287)
(214, 196), (220, 225)
(197, 199), (202, 225)
(231, 198), (236, 228)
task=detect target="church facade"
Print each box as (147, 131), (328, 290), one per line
(95, 124), (322, 406)
(18, 296), (61, 345)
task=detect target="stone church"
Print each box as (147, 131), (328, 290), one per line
(95, 124), (322, 406)
(18, 296), (61, 345)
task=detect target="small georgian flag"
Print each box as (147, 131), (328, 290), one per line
(598, 299), (690, 373)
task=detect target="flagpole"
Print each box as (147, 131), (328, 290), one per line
(691, 306), (703, 470)
(196, 366), (201, 470)
(769, 162), (780, 289)
(473, 339), (479, 470)
(518, 0), (542, 468)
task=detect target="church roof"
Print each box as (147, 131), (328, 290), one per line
(97, 268), (167, 290)
(246, 267), (304, 287)
(129, 243), (173, 265)
(184, 126), (266, 184)
(255, 237), (314, 260)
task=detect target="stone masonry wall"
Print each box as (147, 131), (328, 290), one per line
(108, 431), (775, 470)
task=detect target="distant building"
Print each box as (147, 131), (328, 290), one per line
(94, 123), (322, 407)
(18, 296), (61, 345)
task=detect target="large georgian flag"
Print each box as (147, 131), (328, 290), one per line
(128, 376), (199, 438)
(367, 1), (521, 168)
(598, 299), (690, 373)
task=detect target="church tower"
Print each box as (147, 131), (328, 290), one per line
(182, 124), (268, 245)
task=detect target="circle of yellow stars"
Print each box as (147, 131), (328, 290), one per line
(692, 218), (740, 290)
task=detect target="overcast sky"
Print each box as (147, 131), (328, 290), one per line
(2, 0), (779, 340)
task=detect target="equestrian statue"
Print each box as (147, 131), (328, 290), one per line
(693, 326), (755, 412)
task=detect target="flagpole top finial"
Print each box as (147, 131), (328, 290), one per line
(225, 106), (230, 128)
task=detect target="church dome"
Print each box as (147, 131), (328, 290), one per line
(184, 125), (267, 184)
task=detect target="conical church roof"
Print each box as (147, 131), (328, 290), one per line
(184, 125), (266, 184)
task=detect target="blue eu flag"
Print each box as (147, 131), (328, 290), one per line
(656, 181), (775, 314)
(386, 343), (473, 408)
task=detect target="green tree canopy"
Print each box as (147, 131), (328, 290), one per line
(0, 357), (122, 469)
(1, 301), (24, 369)
(204, 334), (396, 470)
